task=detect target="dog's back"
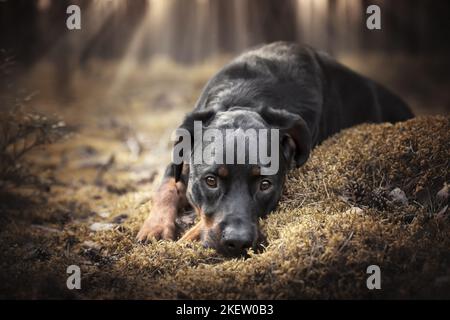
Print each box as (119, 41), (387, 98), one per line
(315, 50), (413, 142)
(194, 42), (413, 145)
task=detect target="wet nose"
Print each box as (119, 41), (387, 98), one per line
(221, 233), (253, 254)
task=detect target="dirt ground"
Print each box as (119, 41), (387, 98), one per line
(0, 56), (449, 299)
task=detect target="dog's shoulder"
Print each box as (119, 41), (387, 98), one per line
(195, 42), (323, 114)
(221, 42), (321, 82)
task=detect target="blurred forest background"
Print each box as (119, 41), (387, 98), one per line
(1, 0), (450, 115)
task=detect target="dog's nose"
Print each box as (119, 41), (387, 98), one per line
(222, 234), (253, 254)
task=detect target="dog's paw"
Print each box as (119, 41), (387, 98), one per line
(136, 219), (176, 243)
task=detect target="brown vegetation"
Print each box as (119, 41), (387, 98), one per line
(0, 115), (448, 299)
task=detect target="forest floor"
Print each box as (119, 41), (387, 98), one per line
(0, 55), (449, 299)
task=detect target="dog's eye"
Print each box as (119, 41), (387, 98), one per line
(260, 179), (272, 191)
(205, 175), (218, 188)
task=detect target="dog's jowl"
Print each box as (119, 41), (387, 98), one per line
(137, 42), (413, 256)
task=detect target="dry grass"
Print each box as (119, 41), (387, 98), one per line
(0, 115), (448, 299)
(0, 53), (70, 192)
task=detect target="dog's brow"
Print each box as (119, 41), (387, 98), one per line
(251, 166), (261, 176)
(217, 165), (229, 177)
(202, 164), (227, 176)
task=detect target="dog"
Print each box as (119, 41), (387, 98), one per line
(137, 42), (413, 256)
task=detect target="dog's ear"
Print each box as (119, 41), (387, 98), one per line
(258, 106), (312, 168)
(172, 109), (216, 181)
(179, 109), (216, 134)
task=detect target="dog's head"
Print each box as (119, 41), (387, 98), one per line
(175, 106), (311, 256)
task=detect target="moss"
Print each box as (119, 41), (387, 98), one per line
(0, 116), (449, 299)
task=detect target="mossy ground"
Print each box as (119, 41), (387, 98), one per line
(0, 60), (449, 299)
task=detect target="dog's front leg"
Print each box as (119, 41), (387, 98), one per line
(137, 164), (187, 242)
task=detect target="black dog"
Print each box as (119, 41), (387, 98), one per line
(137, 42), (413, 256)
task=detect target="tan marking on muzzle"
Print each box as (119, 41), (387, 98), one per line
(178, 206), (218, 242)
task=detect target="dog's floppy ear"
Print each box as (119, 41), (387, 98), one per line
(258, 106), (312, 168)
(179, 109), (216, 134)
(172, 109), (216, 180)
